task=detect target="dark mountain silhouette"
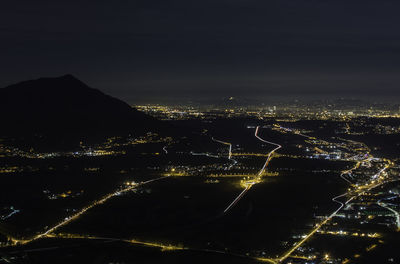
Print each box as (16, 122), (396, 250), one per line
(0, 75), (159, 139)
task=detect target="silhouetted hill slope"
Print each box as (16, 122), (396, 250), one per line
(0, 75), (158, 136)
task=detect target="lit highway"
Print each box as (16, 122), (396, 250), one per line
(162, 145), (168, 154)
(223, 186), (251, 214)
(211, 137), (233, 160)
(378, 198), (400, 231)
(222, 126), (281, 214)
(340, 157), (371, 185)
(254, 126), (282, 178)
(273, 127), (391, 262)
(211, 137), (238, 168)
(13, 232), (277, 264)
(8, 176), (171, 245)
(190, 151), (220, 159)
(278, 192), (351, 263)
(2, 117), (399, 264)
(278, 159), (391, 262)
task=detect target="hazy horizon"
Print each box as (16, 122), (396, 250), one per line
(2, 1), (400, 102)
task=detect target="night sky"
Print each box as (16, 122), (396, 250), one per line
(2, 0), (400, 103)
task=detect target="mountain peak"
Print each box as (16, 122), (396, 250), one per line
(58, 74), (81, 81)
(61, 74), (75, 78)
(0, 75), (157, 138)
(2, 74), (91, 94)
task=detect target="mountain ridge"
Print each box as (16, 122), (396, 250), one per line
(0, 75), (159, 138)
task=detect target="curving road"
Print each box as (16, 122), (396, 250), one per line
(279, 161), (390, 262)
(222, 126), (281, 215)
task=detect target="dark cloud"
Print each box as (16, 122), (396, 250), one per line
(1, 0), (400, 102)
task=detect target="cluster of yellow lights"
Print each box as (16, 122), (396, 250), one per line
(2, 123), (397, 264)
(240, 178), (261, 188)
(45, 233), (185, 252)
(128, 239), (186, 251)
(164, 168), (187, 177)
(6, 176), (169, 246)
(317, 230), (381, 238)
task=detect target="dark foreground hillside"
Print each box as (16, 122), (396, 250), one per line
(0, 75), (161, 149)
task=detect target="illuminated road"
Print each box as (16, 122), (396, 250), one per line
(279, 162), (391, 262)
(222, 126), (281, 215)
(3, 124), (395, 264)
(29, 233), (278, 264)
(10, 176), (170, 245)
(277, 125), (313, 139)
(0, 208), (20, 220)
(377, 198), (400, 231)
(254, 126), (282, 178)
(162, 146), (168, 154)
(211, 137), (237, 168)
(211, 137), (233, 160)
(231, 153), (270, 157)
(270, 126), (387, 262)
(223, 186), (251, 214)
(190, 151), (220, 159)
(339, 158), (371, 185)
(340, 172), (354, 185)
(278, 192), (351, 262)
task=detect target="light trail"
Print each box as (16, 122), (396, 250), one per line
(277, 125), (312, 139)
(254, 126), (282, 178)
(211, 137), (233, 160)
(339, 159), (369, 185)
(340, 173), (354, 185)
(12, 232), (278, 263)
(1, 257), (11, 263)
(278, 193), (350, 262)
(279, 163), (391, 262)
(341, 156), (374, 182)
(211, 137), (237, 169)
(231, 153), (269, 157)
(377, 199), (400, 231)
(190, 151), (220, 159)
(222, 126), (281, 215)
(4, 125), (393, 263)
(1, 208), (20, 220)
(162, 146), (168, 154)
(10, 176), (170, 245)
(223, 186), (251, 214)
(276, 126), (387, 262)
